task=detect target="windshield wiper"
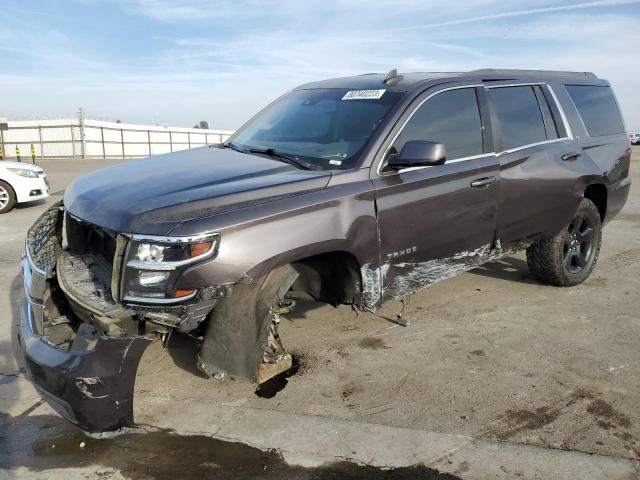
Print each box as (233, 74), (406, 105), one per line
(223, 142), (245, 153)
(248, 147), (311, 170)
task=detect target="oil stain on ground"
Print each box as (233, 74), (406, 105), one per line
(1, 416), (463, 480)
(587, 399), (632, 428)
(358, 337), (389, 350)
(490, 389), (595, 441)
(496, 405), (562, 440)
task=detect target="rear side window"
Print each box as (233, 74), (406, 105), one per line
(489, 86), (547, 150)
(392, 88), (483, 161)
(565, 85), (625, 137)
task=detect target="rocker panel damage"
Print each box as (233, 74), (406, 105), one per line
(361, 240), (525, 306)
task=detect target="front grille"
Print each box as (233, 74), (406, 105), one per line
(26, 201), (64, 274)
(65, 213), (118, 269)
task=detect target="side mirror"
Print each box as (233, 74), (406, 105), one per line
(387, 141), (446, 170)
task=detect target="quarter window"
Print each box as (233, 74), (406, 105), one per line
(489, 86), (548, 151)
(392, 88), (484, 161)
(565, 85), (625, 137)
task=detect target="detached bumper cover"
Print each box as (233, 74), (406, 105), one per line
(17, 204), (152, 432)
(19, 296), (151, 432)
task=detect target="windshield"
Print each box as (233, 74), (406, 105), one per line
(230, 88), (404, 170)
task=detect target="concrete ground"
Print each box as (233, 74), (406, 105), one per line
(1, 151), (639, 479)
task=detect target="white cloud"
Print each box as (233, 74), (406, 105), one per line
(0, 1), (638, 130)
(397, 0), (640, 30)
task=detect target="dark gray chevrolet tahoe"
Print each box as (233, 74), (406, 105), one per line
(18, 69), (631, 432)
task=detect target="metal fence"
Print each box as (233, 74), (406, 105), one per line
(0, 118), (234, 161)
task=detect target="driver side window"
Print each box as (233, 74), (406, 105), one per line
(392, 88), (484, 161)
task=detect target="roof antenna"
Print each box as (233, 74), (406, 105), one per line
(384, 68), (403, 86)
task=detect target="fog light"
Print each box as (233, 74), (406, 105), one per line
(29, 189), (42, 196)
(138, 271), (170, 287)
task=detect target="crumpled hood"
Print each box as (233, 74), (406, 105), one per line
(64, 146), (331, 234)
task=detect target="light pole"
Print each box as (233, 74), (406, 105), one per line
(0, 118), (7, 161)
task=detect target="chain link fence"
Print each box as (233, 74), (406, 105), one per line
(0, 118), (234, 161)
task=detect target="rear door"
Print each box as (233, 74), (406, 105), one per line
(370, 84), (499, 302)
(486, 83), (580, 245)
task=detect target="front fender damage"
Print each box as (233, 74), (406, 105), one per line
(197, 265), (299, 383)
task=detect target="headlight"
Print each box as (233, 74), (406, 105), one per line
(121, 233), (219, 303)
(8, 168), (39, 178)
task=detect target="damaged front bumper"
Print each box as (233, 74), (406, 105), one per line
(16, 203), (153, 432)
(18, 286), (151, 432)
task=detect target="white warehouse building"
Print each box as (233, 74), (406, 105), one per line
(0, 117), (234, 161)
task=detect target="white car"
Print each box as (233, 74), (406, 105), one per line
(0, 161), (49, 213)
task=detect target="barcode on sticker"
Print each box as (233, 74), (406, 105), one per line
(342, 89), (386, 100)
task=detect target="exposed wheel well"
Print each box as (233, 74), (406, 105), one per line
(290, 251), (362, 306)
(584, 184), (607, 221)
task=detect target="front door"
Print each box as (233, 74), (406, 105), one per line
(370, 85), (499, 303)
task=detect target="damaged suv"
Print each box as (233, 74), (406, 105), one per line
(18, 69), (631, 432)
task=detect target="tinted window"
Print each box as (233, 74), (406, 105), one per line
(392, 88), (483, 160)
(489, 86), (547, 150)
(566, 85), (625, 137)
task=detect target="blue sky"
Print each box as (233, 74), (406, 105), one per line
(1, 0), (639, 130)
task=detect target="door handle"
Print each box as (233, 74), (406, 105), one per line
(561, 151), (581, 161)
(470, 176), (497, 188)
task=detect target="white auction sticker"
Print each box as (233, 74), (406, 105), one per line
(342, 89), (386, 100)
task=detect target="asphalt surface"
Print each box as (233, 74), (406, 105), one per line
(1, 151), (639, 479)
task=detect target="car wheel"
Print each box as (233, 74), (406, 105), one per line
(526, 198), (602, 286)
(0, 180), (16, 214)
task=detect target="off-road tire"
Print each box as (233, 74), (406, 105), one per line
(526, 198), (602, 286)
(0, 180), (16, 214)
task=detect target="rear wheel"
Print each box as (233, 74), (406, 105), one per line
(0, 181), (16, 214)
(526, 198), (602, 286)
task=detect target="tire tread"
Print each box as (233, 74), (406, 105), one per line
(526, 198), (602, 287)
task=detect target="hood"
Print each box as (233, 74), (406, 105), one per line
(64, 146), (331, 235)
(1, 161), (44, 172)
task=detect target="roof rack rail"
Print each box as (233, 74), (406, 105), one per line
(468, 68), (598, 80)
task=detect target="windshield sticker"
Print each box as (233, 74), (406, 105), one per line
(342, 89), (386, 100)
(329, 159), (343, 165)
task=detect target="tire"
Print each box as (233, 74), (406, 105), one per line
(0, 180), (16, 214)
(526, 198), (602, 286)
